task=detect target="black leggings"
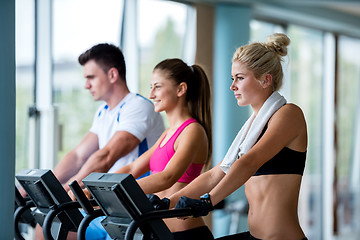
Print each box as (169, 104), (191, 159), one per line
(172, 226), (214, 240)
(216, 231), (308, 240)
(216, 232), (260, 240)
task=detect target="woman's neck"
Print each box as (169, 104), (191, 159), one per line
(166, 106), (192, 130)
(251, 90), (274, 115)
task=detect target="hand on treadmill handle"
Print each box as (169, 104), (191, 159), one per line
(174, 196), (213, 218)
(68, 190), (77, 201)
(18, 187), (28, 198)
(68, 180), (92, 201)
(147, 194), (170, 210)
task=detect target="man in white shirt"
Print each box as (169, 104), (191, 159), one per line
(34, 43), (164, 240)
(36, 44), (164, 239)
(53, 43), (164, 190)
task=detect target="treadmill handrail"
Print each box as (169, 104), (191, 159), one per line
(125, 208), (193, 240)
(14, 200), (36, 240)
(77, 209), (105, 240)
(42, 201), (82, 240)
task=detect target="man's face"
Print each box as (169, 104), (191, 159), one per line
(83, 59), (112, 102)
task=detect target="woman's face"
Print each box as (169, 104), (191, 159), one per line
(230, 61), (264, 107)
(149, 69), (180, 113)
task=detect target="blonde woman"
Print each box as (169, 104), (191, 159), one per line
(169, 33), (308, 240)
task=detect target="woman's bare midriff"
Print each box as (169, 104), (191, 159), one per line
(245, 175), (305, 239)
(155, 181), (206, 232)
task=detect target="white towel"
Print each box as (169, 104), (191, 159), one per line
(220, 91), (287, 173)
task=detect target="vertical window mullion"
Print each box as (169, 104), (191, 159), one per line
(322, 32), (336, 240)
(121, 0), (139, 93)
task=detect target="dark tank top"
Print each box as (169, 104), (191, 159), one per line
(254, 124), (306, 176)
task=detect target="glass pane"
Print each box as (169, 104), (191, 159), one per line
(287, 25), (324, 240)
(52, 0), (124, 162)
(138, 0), (187, 100)
(15, 0), (35, 172)
(250, 20), (284, 43)
(336, 36), (360, 239)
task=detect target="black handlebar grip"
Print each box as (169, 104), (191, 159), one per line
(69, 180), (94, 215)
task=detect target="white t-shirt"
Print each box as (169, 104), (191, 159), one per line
(89, 93), (164, 173)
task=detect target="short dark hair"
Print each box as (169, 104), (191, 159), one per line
(78, 43), (126, 81)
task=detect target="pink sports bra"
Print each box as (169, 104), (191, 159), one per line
(149, 118), (205, 183)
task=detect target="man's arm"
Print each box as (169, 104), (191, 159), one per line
(53, 132), (99, 185)
(63, 130), (140, 190)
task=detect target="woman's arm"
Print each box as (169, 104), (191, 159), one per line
(114, 131), (167, 178)
(137, 123), (208, 194)
(169, 163), (225, 208)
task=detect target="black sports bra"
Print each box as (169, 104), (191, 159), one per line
(253, 124), (307, 176)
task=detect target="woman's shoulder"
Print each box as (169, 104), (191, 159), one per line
(263, 104), (307, 152)
(267, 103), (307, 134)
(273, 103), (305, 121)
(269, 102), (307, 136)
(280, 102), (303, 112)
(178, 120), (207, 142)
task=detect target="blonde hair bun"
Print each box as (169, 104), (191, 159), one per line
(265, 33), (290, 57)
